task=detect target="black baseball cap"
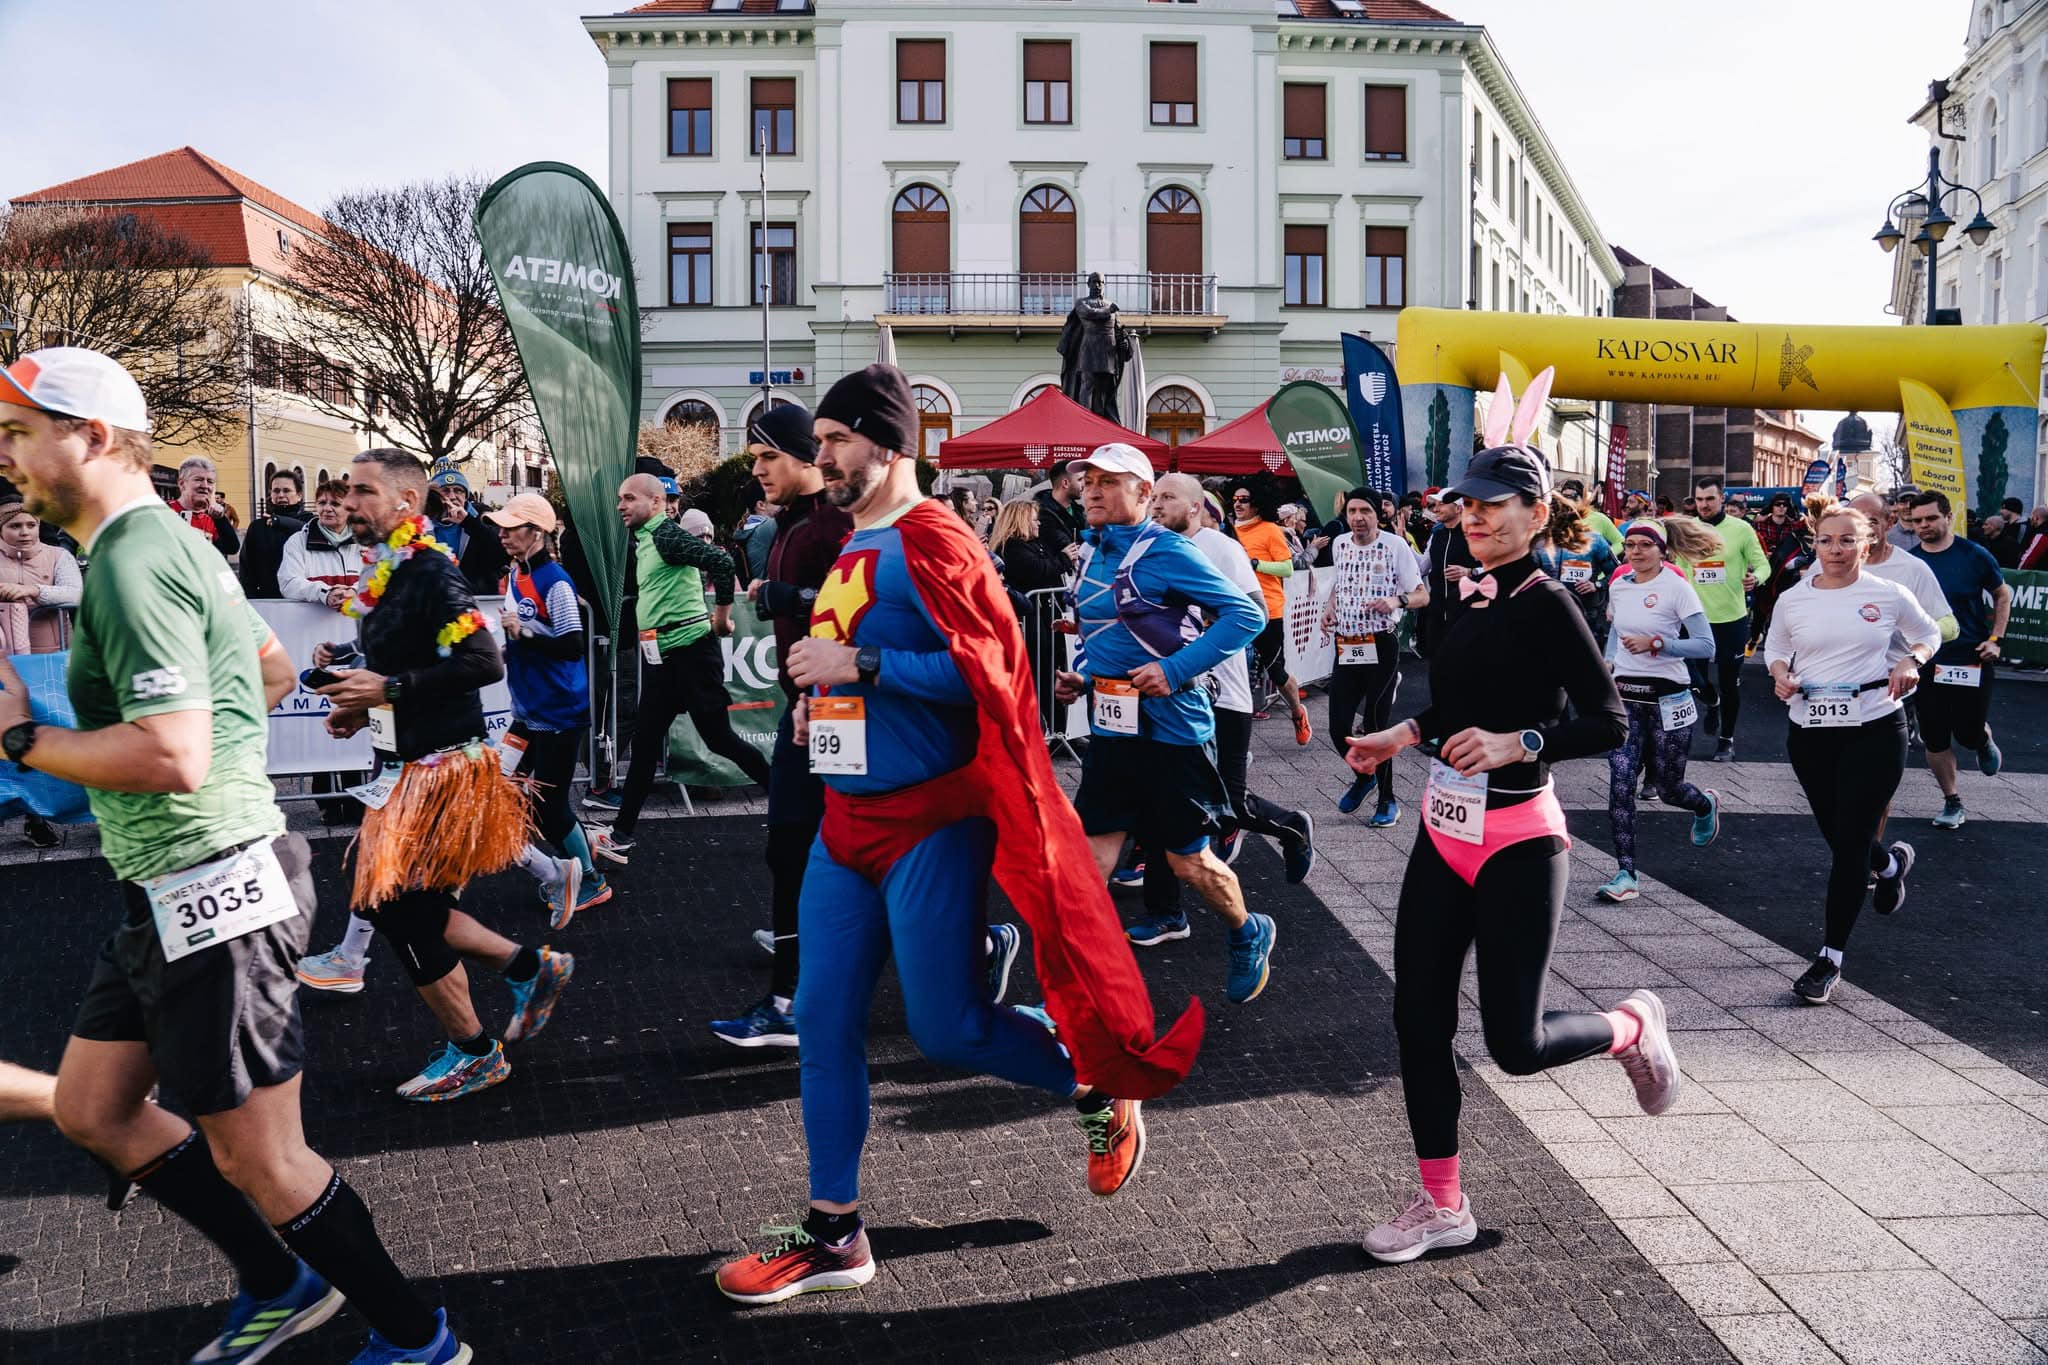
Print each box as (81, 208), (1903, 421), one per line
(1558, 477), (1586, 497)
(1444, 445), (1553, 504)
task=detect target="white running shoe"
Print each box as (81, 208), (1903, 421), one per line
(1363, 1190), (1478, 1264)
(294, 948), (366, 995)
(1613, 989), (1682, 1116)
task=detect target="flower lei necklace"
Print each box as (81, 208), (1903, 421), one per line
(343, 514), (488, 656)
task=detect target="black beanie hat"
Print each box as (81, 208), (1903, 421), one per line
(815, 364), (916, 455)
(746, 401), (819, 463)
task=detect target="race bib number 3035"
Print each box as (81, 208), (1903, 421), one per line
(140, 840), (299, 964)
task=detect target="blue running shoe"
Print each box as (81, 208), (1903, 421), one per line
(1337, 775), (1373, 815)
(346, 1307), (471, 1365)
(1979, 733), (2003, 777)
(1596, 870), (1640, 904)
(1109, 862), (1145, 889)
(396, 1042), (509, 1103)
(573, 872), (613, 915)
(710, 995), (799, 1048)
(1126, 913), (1191, 947)
(504, 947), (573, 1044)
(1226, 912), (1276, 1004)
(1691, 790), (1721, 848)
(1933, 796), (1966, 830)
(581, 788), (622, 817)
(1010, 1002), (1057, 1034)
(1216, 827), (1245, 865)
(191, 1260), (343, 1363)
(1369, 798), (1401, 829)
(986, 922), (1022, 1003)
(1280, 811), (1316, 884)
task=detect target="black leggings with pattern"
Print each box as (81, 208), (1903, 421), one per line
(1607, 703), (1712, 873)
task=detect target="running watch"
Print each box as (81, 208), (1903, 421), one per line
(855, 646), (881, 685)
(2, 721), (37, 766)
(1517, 728), (1544, 758)
(382, 675), (406, 704)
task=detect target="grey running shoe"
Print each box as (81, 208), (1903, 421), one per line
(1873, 841), (1914, 915)
(1363, 1189), (1478, 1264)
(1932, 796), (1965, 830)
(1612, 989), (1682, 1116)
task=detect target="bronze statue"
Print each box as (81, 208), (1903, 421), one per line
(1057, 273), (1133, 424)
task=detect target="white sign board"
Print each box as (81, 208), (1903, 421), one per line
(255, 598), (514, 776)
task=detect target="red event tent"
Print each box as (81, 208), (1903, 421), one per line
(936, 386), (1171, 472)
(1171, 400), (1294, 477)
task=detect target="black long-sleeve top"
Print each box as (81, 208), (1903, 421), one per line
(353, 549), (505, 761)
(1412, 553), (1625, 794)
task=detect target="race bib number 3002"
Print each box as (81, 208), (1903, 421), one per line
(1657, 690), (1699, 731)
(141, 840), (299, 963)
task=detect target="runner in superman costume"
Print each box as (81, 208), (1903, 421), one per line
(715, 364), (1205, 1306)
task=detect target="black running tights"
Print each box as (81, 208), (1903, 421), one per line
(1327, 657), (1399, 801)
(1786, 712), (1907, 952)
(1393, 830), (1616, 1160)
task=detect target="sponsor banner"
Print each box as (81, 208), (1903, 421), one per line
(256, 599), (514, 776)
(1282, 568), (1336, 686)
(1280, 364), (1345, 387)
(1899, 378), (1965, 508)
(1341, 334), (1406, 499)
(1267, 381), (1366, 533)
(2000, 569), (2048, 666)
(1800, 458), (1832, 494)
(648, 364), (809, 390)
(666, 600), (787, 786)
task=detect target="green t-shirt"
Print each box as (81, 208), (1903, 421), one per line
(1678, 513), (1771, 626)
(66, 501), (284, 881)
(1584, 509), (1624, 553)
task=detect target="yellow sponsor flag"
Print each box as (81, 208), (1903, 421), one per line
(1898, 378), (1966, 501)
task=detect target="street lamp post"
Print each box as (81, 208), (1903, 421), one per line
(1874, 138), (1995, 325)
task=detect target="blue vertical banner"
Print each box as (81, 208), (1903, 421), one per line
(1835, 456), (1848, 499)
(1801, 457), (1832, 495)
(1341, 334), (1406, 497)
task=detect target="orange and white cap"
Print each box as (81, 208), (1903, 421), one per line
(0, 347), (150, 432)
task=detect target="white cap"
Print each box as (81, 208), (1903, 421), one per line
(1066, 442), (1156, 485)
(0, 347), (149, 432)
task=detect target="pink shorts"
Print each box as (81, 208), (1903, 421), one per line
(1424, 784), (1571, 887)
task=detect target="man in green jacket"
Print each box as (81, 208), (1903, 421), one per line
(594, 473), (773, 865)
(1683, 475), (1772, 762)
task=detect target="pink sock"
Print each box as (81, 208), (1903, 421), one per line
(1418, 1155), (1461, 1210)
(1604, 1007), (1642, 1055)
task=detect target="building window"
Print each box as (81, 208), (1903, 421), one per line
(891, 184), (950, 312)
(668, 79), (713, 157)
(1490, 261), (1500, 310)
(753, 222), (796, 305)
(897, 39), (946, 123)
(1507, 160), (1517, 223)
(1149, 42), (1197, 126)
(1023, 40), (1071, 125)
(1146, 186), (1203, 310)
(1284, 225), (1327, 307)
(1365, 227), (1406, 308)
(665, 399), (719, 437)
(1019, 185), (1077, 314)
(913, 384), (952, 459)
(1146, 385), (1204, 447)
(1472, 110), (1483, 173)
(750, 77), (796, 156)
(1990, 253), (2004, 323)
(668, 223), (712, 306)
(1490, 135), (1501, 200)
(1018, 382), (1056, 409)
(1362, 85), (1406, 161)
(1283, 83), (1325, 159)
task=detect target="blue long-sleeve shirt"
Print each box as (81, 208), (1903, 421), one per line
(1073, 520), (1264, 745)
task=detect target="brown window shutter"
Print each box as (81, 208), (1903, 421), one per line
(898, 39), (945, 81)
(1284, 225), (1326, 257)
(669, 78), (711, 111)
(1150, 43), (1196, 103)
(1365, 85), (1407, 158)
(1367, 226), (1406, 258)
(1283, 84), (1324, 141)
(752, 77), (795, 106)
(1023, 40), (1070, 82)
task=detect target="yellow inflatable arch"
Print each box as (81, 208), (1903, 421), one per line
(1393, 307), (2044, 513)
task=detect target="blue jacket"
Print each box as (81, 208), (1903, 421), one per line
(1073, 520), (1265, 745)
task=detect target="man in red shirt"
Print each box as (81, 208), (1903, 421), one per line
(167, 456), (239, 558)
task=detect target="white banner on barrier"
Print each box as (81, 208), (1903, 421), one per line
(254, 598), (514, 776)
(1282, 569), (1335, 687)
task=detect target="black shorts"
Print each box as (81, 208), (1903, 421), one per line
(71, 832), (315, 1116)
(1073, 734), (1233, 855)
(1916, 659), (1996, 753)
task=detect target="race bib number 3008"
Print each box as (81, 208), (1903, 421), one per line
(141, 840), (299, 963)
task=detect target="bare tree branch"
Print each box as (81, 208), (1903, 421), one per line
(0, 204), (249, 449)
(274, 174), (528, 463)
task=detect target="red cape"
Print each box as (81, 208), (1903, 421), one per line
(895, 500), (1206, 1099)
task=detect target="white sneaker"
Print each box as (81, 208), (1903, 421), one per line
(1613, 988), (1682, 1116)
(752, 929), (776, 955)
(294, 947), (367, 995)
(1363, 1189), (1478, 1264)
(591, 828), (634, 866)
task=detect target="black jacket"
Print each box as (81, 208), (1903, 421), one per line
(437, 512), (510, 597)
(997, 535), (1067, 593)
(1033, 491), (1085, 557)
(1417, 521), (1476, 657)
(352, 550), (504, 761)
(239, 509), (309, 599)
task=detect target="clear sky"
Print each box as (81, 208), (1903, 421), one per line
(3, 0), (1980, 447)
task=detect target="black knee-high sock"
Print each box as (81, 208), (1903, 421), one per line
(131, 1130), (300, 1300)
(277, 1173), (438, 1347)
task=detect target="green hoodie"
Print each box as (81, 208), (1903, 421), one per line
(1679, 513), (1770, 624)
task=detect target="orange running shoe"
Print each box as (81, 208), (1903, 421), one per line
(1292, 704), (1313, 747)
(715, 1220), (876, 1306)
(1077, 1097), (1146, 1197)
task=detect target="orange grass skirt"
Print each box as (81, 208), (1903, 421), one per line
(349, 745), (534, 909)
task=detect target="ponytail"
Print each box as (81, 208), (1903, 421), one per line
(1659, 515), (1724, 563)
(1543, 493), (1591, 553)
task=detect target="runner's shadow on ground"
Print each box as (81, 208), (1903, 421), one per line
(0, 1233), (1502, 1363)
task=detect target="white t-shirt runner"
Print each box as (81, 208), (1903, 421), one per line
(1190, 525), (1261, 714)
(1763, 572), (1942, 727)
(1607, 565), (1706, 687)
(1331, 530), (1422, 642)
(1802, 547), (1950, 654)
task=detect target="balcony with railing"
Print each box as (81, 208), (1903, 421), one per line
(880, 272), (1223, 330)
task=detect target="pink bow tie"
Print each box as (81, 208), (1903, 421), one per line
(1459, 574), (1498, 602)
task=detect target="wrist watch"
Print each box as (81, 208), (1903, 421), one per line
(3, 720), (39, 766)
(1650, 635), (1665, 654)
(1518, 728), (1545, 758)
(855, 646), (881, 686)
(382, 675), (405, 704)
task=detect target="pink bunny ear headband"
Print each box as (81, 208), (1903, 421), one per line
(1475, 366), (1557, 496)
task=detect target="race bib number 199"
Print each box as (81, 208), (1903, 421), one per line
(140, 840), (298, 964)
(809, 696), (868, 775)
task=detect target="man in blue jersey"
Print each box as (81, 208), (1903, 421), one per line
(1905, 489), (2013, 828)
(1054, 444), (1278, 1004)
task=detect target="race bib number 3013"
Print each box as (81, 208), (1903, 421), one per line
(140, 840), (299, 963)
(1802, 685), (1860, 729)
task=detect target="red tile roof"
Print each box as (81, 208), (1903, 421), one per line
(1291, 0), (1459, 21)
(11, 147), (330, 273)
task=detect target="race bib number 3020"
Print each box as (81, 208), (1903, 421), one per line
(1424, 760), (1487, 845)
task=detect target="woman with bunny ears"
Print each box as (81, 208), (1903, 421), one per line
(1342, 370), (1683, 1264)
